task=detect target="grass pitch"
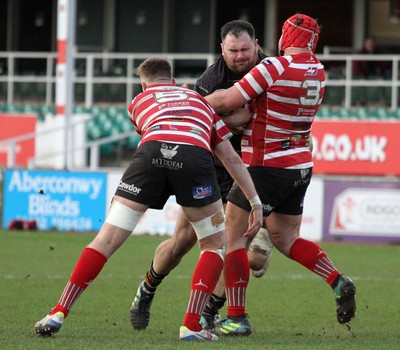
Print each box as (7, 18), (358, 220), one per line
(0, 230), (399, 349)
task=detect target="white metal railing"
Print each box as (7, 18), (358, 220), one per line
(0, 116), (132, 170)
(0, 51), (399, 110)
(0, 52), (216, 108)
(1, 51), (399, 171)
(320, 53), (399, 111)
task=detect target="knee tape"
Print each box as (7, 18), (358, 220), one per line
(249, 227), (273, 255)
(190, 209), (225, 240)
(105, 200), (143, 232)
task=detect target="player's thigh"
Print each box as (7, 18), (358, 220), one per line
(267, 212), (301, 232)
(182, 199), (223, 223)
(172, 207), (197, 247)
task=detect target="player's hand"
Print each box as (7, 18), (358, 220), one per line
(223, 104), (252, 132)
(235, 103), (252, 125)
(244, 207), (263, 237)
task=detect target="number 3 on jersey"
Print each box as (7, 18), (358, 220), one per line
(299, 80), (322, 106)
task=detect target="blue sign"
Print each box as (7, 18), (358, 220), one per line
(2, 169), (107, 231)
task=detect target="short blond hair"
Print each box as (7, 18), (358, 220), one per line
(137, 57), (172, 83)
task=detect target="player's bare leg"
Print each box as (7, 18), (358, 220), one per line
(153, 211), (197, 274)
(130, 208), (197, 330)
(36, 197), (148, 336)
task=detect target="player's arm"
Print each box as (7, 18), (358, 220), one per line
(220, 104), (253, 129)
(205, 85), (248, 115)
(213, 140), (262, 237)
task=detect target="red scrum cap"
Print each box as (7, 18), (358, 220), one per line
(280, 14), (320, 52)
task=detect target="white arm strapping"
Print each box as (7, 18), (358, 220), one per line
(249, 195), (262, 210)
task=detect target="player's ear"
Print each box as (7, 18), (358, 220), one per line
(172, 78), (176, 85)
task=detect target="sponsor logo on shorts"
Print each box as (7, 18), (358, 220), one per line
(118, 181), (142, 195)
(152, 158), (183, 169)
(193, 183), (213, 199)
(262, 203), (274, 214)
(294, 178), (310, 187)
(160, 143), (179, 159)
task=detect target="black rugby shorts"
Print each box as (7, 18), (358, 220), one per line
(227, 166), (313, 216)
(215, 164), (233, 203)
(115, 141), (221, 209)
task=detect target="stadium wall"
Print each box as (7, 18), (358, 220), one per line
(2, 169), (400, 243)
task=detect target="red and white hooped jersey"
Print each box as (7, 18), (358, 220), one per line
(234, 53), (326, 169)
(128, 84), (232, 153)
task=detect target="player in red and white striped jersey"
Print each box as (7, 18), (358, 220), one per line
(236, 53), (324, 168)
(129, 20), (273, 336)
(128, 85), (231, 153)
(34, 57), (263, 341)
(206, 14), (356, 336)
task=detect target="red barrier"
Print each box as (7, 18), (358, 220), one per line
(0, 113), (36, 166)
(312, 120), (400, 176)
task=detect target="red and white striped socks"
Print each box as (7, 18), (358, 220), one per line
(224, 248), (249, 317)
(290, 238), (340, 285)
(49, 247), (108, 317)
(183, 251), (224, 331)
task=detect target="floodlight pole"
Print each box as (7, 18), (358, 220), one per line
(56, 0), (76, 170)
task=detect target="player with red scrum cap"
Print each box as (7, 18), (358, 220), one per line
(205, 13), (356, 336)
(280, 13), (321, 53)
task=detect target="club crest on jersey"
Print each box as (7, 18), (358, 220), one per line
(192, 183), (213, 199)
(305, 66), (318, 76)
(160, 143), (179, 159)
(262, 59), (273, 67)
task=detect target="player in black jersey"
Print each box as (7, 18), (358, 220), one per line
(193, 20), (273, 330)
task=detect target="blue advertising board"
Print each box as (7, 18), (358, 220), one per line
(2, 169), (107, 231)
